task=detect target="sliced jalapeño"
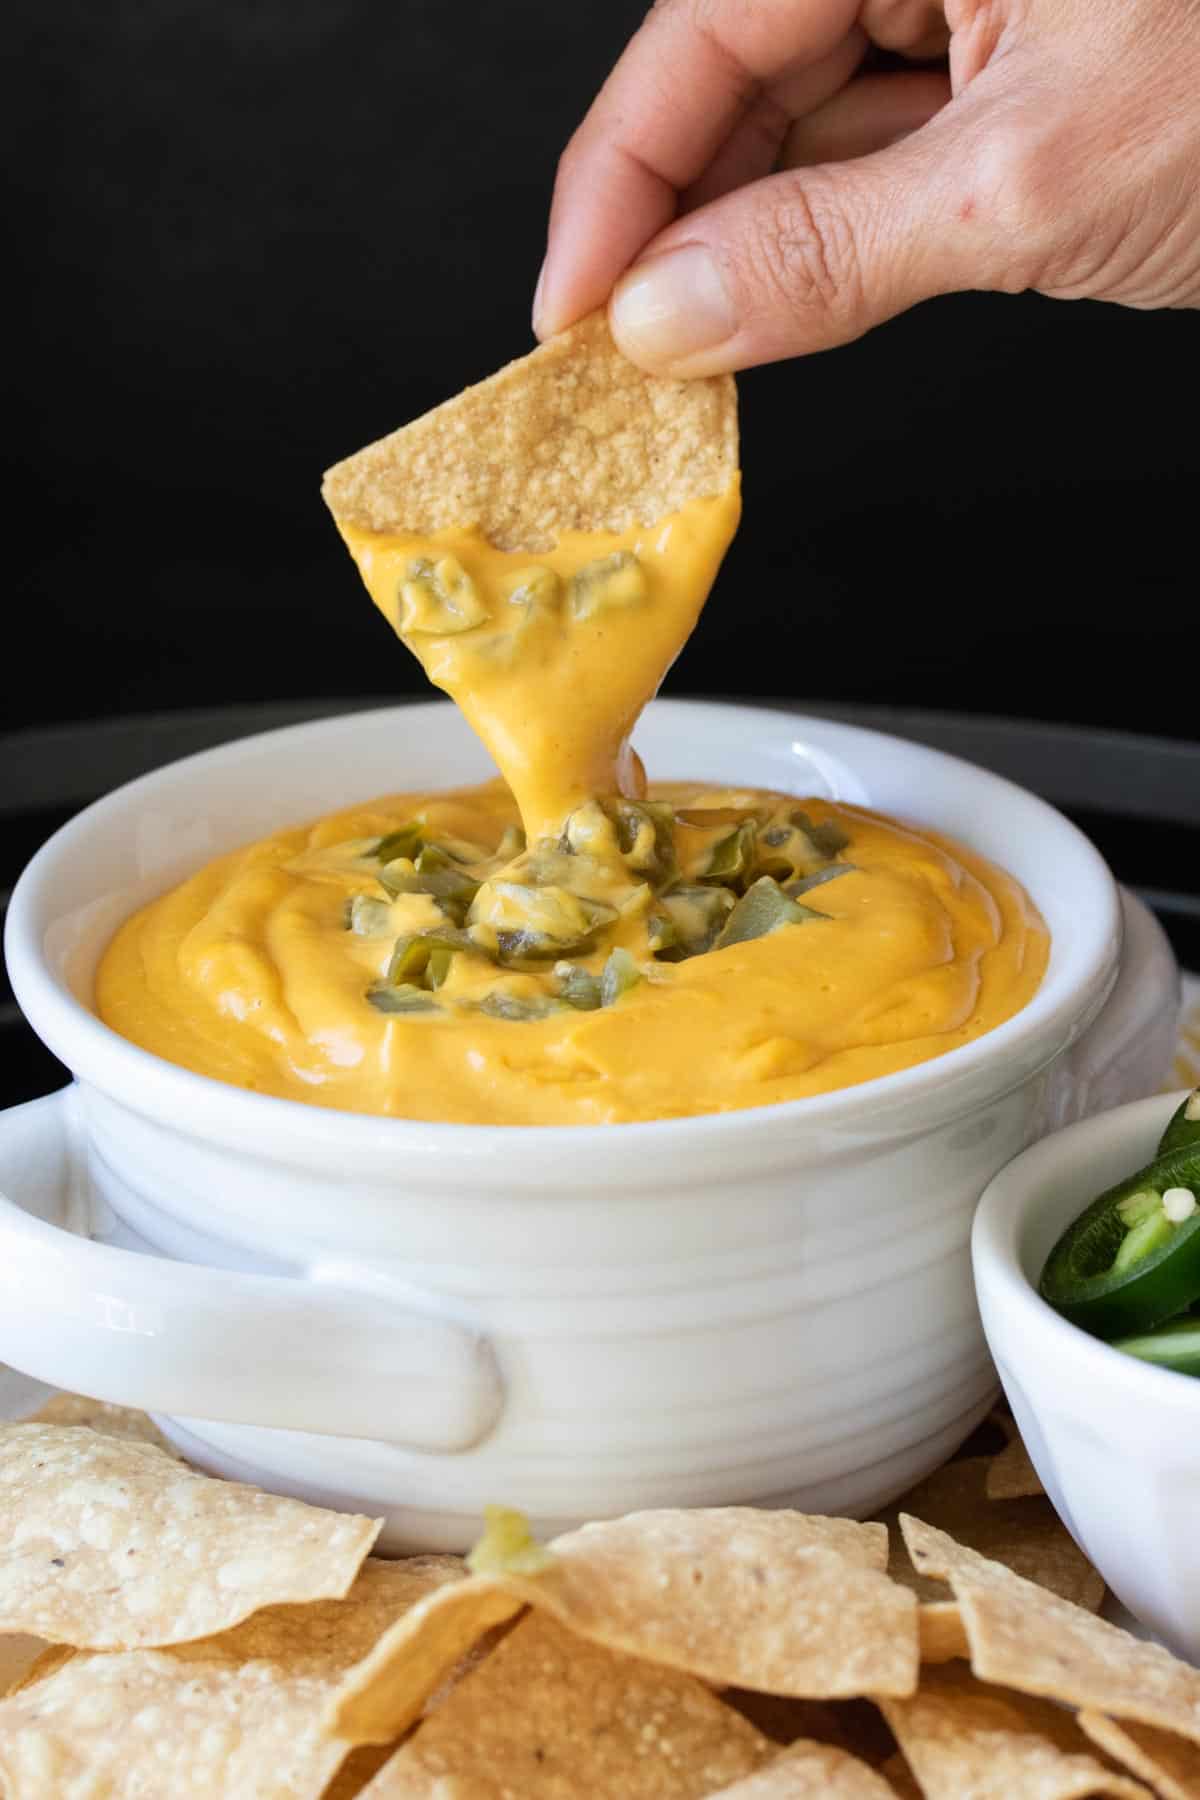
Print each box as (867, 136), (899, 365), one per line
(1038, 1143), (1200, 1338)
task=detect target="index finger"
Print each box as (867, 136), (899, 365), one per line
(533, 0), (862, 337)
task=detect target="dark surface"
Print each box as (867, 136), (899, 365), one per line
(6, 0), (1196, 740)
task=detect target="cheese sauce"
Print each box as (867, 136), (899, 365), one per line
(95, 480), (1048, 1124)
(97, 778), (1048, 1125)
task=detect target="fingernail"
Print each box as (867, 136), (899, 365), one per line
(531, 260), (548, 338)
(610, 245), (736, 370)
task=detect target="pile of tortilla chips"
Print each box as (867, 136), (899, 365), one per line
(1, 1397), (1197, 1798)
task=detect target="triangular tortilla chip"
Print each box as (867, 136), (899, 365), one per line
(1079, 1712), (1200, 1800)
(0, 1558), (459, 1800)
(326, 1508), (914, 1744)
(323, 312), (737, 551)
(986, 1428), (1045, 1500)
(707, 1739), (900, 1797)
(25, 1392), (182, 1459)
(354, 1611), (772, 1798)
(0, 1423), (381, 1649)
(879, 1456), (1103, 1610)
(901, 1515), (1200, 1745)
(878, 1662), (1150, 1798)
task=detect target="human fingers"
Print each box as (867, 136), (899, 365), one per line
(779, 70), (952, 166)
(532, 0), (861, 339)
(606, 96), (997, 374)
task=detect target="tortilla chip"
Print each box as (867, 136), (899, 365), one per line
(878, 1662), (1151, 1798)
(986, 1430), (1045, 1501)
(322, 1744), (400, 1800)
(1079, 1712), (1200, 1800)
(879, 1457), (1103, 1611)
(328, 1506), (910, 1745)
(0, 1637), (47, 1699)
(326, 1574), (525, 1743)
(707, 1740), (900, 1797)
(355, 1610), (772, 1798)
(0, 1422), (381, 1647)
(879, 1751), (924, 1798)
(901, 1515), (1200, 1745)
(499, 1508), (912, 1699)
(722, 1692), (897, 1764)
(322, 311), (738, 551)
(0, 1557), (458, 1799)
(919, 1602), (970, 1664)
(25, 1392), (181, 1459)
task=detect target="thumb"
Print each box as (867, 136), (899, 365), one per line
(608, 105), (996, 375)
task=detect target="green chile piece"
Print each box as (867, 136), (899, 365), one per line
(374, 822), (424, 864)
(479, 992), (564, 1021)
(568, 551), (647, 620)
(646, 908), (680, 956)
(702, 821), (759, 888)
(790, 809), (850, 859)
(347, 895), (394, 937)
(714, 877), (828, 951)
(556, 964), (603, 1011)
(786, 864), (854, 898)
(507, 566), (562, 612)
(654, 886), (736, 960)
(604, 799), (676, 887)
(397, 556), (487, 634)
(386, 927), (474, 988)
(601, 947), (642, 1007)
(379, 862), (481, 918)
(366, 981), (440, 1014)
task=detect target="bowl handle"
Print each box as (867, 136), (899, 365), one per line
(0, 1091), (503, 1453)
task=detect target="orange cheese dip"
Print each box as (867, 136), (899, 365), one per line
(96, 779), (1047, 1126)
(96, 483), (1048, 1124)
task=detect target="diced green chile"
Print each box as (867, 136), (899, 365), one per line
(556, 964), (603, 1010)
(714, 877), (828, 951)
(646, 908), (679, 955)
(601, 947), (642, 1007)
(379, 863), (481, 916)
(1159, 1089), (1200, 1158)
(603, 799), (677, 887)
(366, 981), (440, 1014)
(397, 556), (487, 634)
(702, 821), (759, 888)
(506, 566), (562, 612)
(386, 927), (474, 988)
(347, 895), (394, 937)
(374, 823), (424, 864)
(568, 551), (647, 620)
(786, 864), (854, 898)
(653, 886), (736, 960)
(1038, 1143), (1200, 1336)
(790, 810), (851, 859)
(479, 992), (564, 1021)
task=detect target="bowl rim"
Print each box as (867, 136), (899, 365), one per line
(972, 1089), (1200, 1408)
(6, 697), (1122, 1148)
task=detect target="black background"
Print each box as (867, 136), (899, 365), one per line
(6, 0), (1195, 738)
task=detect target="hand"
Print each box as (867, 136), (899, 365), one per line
(532, 0), (1200, 375)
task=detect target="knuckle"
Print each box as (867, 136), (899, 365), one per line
(965, 109), (1075, 286)
(748, 176), (868, 331)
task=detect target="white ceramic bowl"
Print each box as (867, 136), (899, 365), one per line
(973, 1092), (1200, 1661)
(0, 700), (1180, 1550)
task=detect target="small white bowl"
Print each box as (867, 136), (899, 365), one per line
(0, 700), (1182, 1549)
(973, 1092), (1200, 1661)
